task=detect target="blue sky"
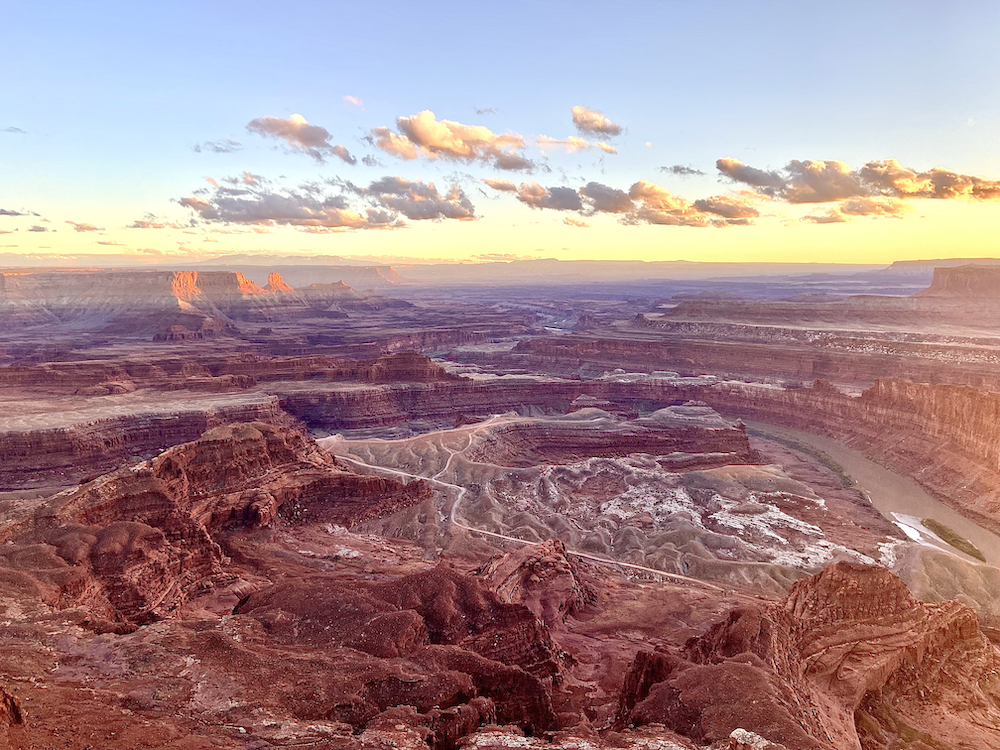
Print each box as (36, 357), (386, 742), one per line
(3, 1), (999, 262)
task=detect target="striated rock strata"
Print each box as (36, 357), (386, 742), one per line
(0, 395), (289, 490)
(476, 540), (594, 629)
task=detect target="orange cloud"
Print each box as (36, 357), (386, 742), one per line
(371, 111), (532, 171)
(482, 178), (517, 192)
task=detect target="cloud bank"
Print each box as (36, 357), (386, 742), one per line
(484, 178), (758, 227)
(718, 157), (1000, 203)
(178, 174), (476, 230)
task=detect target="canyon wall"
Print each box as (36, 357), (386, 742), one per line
(0, 397), (289, 489)
(8, 357), (1000, 540)
(505, 334), (1000, 390)
(276, 374), (1000, 535)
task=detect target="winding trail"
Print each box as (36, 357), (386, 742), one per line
(325, 420), (723, 591)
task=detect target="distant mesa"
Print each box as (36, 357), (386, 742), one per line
(0, 268), (401, 330)
(195, 261), (409, 290)
(916, 264), (1000, 298)
(882, 257), (1000, 277)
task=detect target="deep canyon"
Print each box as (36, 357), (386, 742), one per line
(2, 261), (1000, 749)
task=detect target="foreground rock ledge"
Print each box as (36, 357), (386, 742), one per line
(616, 561), (1000, 750)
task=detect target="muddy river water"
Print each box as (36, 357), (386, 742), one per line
(748, 421), (1000, 568)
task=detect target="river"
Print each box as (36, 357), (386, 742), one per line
(747, 421), (1000, 568)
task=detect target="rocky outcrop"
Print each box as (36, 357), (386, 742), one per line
(327, 352), (465, 383)
(274, 378), (588, 430)
(463, 407), (753, 468)
(296, 280), (362, 309)
(152, 317), (232, 341)
(476, 540), (593, 628)
(617, 562), (1000, 750)
(234, 564), (560, 739)
(0, 688), (21, 728)
(7, 423), (427, 623)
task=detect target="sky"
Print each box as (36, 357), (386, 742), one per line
(2, 0), (1000, 265)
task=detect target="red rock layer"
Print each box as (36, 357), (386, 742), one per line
(7, 423), (428, 623)
(0, 353), (459, 489)
(462, 418), (754, 468)
(506, 332), (1000, 390)
(617, 561), (1000, 750)
(476, 540), (594, 629)
(0, 397), (289, 490)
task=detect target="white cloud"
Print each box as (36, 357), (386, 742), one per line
(571, 105), (623, 137)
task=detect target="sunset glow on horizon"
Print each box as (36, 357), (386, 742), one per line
(3, 1), (999, 266)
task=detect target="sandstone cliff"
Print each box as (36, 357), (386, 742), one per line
(917, 264), (1000, 298)
(0, 395), (289, 490)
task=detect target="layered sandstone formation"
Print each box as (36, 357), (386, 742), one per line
(616, 562), (1000, 750)
(0, 394), (288, 489)
(503, 331), (1000, 390)
(277, 371), (1000, 539)
(462, 406), (754, 468)
(476, 540), (594, 628)
(231, 564), (562, 737)
(9, 355), (1000, 549)
(0, 354), (468, 489)
(690, 377), (1000, 537)
(1, 422), (428, 624)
